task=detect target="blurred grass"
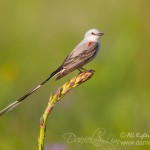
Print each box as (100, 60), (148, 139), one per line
(0, 0), (150, 150)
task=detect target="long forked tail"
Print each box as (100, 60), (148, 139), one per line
(0, 69), (60, 117)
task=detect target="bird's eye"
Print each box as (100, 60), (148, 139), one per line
(91, 32), (95, 35)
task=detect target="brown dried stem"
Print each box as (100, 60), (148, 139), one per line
(38, 70), (95, 150)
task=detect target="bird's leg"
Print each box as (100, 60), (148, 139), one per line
(78, 67), (87, 74)
(78, 68), (83, 73)
(80, 67), (87, 71)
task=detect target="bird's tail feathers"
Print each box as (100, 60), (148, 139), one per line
(0, 101), (20, 116)
(50, 65), (63, 80)
(0, 67), (63, 117)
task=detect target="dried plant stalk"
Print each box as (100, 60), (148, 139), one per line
(38, 70), (95, 150)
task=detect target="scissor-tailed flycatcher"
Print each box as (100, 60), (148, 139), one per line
(0, 29), (104, 116)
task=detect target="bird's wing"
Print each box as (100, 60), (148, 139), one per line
(56, 42), (98, 80)
(62, 42), (98, 70)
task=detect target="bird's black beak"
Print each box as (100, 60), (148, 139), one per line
(98, 32), (104, 36)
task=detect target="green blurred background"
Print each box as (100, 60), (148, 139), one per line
(0, 0), (150, 150)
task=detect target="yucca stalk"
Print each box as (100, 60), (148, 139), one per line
(38, 70), (95, 150)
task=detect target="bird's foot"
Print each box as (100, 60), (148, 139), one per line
(78, 67), (87, 74)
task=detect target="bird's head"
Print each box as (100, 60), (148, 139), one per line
(84, 29), (104, 42)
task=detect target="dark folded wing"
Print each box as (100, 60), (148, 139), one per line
(62, 42), (98, 69)
(56, 42), (98, 80)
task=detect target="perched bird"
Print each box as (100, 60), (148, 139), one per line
(0, 29), (104, 116)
